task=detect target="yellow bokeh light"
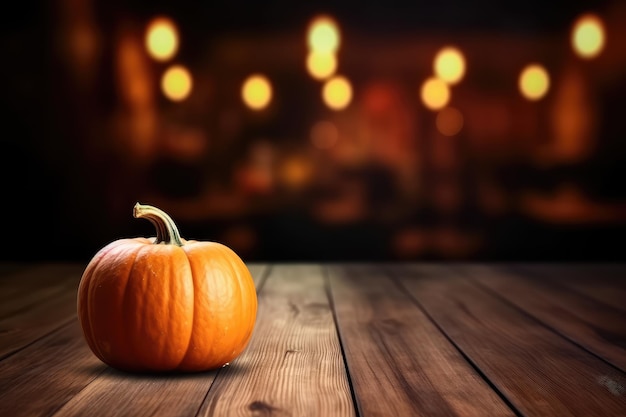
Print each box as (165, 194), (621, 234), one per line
(571, 14), (606, 59)
(310, 120), (339, 149)
(519, 64), (550, 101)
(322, 76), (352, 110)
(436, 107), (464, 136)
(420, 77), (450, 110)
(161, 65), (192, 101)
(242, 74), (272, 110)
(145, 17), (179, 62)
(434, 46), (466, 85)
(307, 15), (340, 54)
(306, 50), (338, 80)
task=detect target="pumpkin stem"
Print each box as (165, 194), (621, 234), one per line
(133, 203), (184, 246)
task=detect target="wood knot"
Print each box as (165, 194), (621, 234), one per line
(248, 400), (276, 416)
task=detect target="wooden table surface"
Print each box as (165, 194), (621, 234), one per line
(0, 262), (625, 416)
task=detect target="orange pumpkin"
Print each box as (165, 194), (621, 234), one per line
(77, 203), (257, 372)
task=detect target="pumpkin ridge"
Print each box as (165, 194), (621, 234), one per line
(128, 243), (194, 371)
(81, 240), (129, 363)
(174, 248), (195, 370)
(179, 241), (223, 371)
(121, 242), (154, 370)
(79, 244), (112, 363)
(216, 243), (256, 363)
(106, 241), (143, 370)
(159, 245), (193, 369)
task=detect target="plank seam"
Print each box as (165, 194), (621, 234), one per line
(458, 265), (626, 375)
(48, 366), (109, 417)
(323, 265), (362, 417)
(0, 316), (76, 361)
(386, 265), (527, 417)
(511, 264), (626, 313)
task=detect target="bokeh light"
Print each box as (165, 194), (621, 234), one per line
(307, 15), (340, 54)
(519, 64), (550, 101)
(420, 77), (450, 110)
(280, 155), (313, 189)
(161, 65), (192, 101)
(310, 120), (339, 149)
(436, 107), (464, 136)
(322, 76), (352, 110)
(571, 14), (606, 59)
(242, 74), (273, 110)
(433, 46), (466, 85)
(306, 50), (338, 80)
(145, 17), (179, 62)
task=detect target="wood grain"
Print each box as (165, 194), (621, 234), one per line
(52, 368), (218, 417)
(0, 263), (83, 317)
(0, 264), (84, 359)
(328, 264), (516, 417)
(197, 264), (355, 417)
(460, 264), (626, 372)
(396, 264), (626, 417)
(0, 319), (105, 417)
(516, 263), (626, 312)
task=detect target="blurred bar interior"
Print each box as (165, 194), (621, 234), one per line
(2, 0), (626, 262)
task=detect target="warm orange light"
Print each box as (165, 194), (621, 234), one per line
(436, 107), (464, 136)
(310, 120), (339, 149)
(280, 156), (312, 189)
(241, 74), (272, 110)
(306, 50), (338, 80)
(571, 14), (605, 59)
(307, 15), (340, 54)
(519, 64), (550, 101)
(434, 46), (466, 85)
(161, 65), (192, 101)
(420, 77), (450, 110)
(145, 17), (179, 62)
(322, 76), (352, 110)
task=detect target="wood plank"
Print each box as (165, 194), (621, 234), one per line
(328, 264), (516, 417)
(0, 263), (84, 316)
(0, 319), (106, 417)
(197, 264), (355, 417)
(516, 263), (626, 312)
(0, 265), (84, 359)
(461, 264), (626, 372)
(50, 263), (270, 417)
(52, 367), (218, 417)
(396, 264), (626, 417)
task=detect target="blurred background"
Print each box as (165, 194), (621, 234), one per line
(2, 0), (626, 262)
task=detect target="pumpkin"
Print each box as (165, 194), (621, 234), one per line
(77, 203), (257, 372)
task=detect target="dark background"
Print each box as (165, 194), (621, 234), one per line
(1, 0), (625, 262)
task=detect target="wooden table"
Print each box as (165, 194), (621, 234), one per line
(0, 262), (625, 416)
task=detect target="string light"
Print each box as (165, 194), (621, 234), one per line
(145, 17), (179, 62)
(434, 47), (466, 85)
(421, 77), (450, 110)
(161, 65), (192, 101)
(519, 64), (550, 101)
(242, 74), (273, 110)
(307, 15), (341, 54)
(322, 76), (353, 110)
(571, 14), (606, 59)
